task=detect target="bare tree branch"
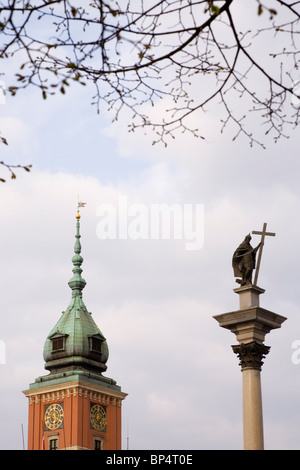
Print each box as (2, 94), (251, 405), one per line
(0, 0), (300, 178)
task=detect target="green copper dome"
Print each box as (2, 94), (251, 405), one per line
(43, 211), (109, 376)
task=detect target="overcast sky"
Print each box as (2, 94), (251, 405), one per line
(1, 5), (300, 450)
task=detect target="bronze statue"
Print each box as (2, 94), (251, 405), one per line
(232, 234), (261, 286)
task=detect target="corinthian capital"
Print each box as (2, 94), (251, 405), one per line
(232, 342), (270, 371)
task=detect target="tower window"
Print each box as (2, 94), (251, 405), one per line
(94, 439), (102, 450)
(49, 438), (58, 450)
(52, 337), (64, 352)
(90, 336), (102, 354)
(49, 332), (68, 353)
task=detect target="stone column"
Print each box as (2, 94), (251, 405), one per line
(213, 285), (286, 450)
(232, 341), (269, 449)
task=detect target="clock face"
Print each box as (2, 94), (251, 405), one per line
(44, 403), (64, 431)
(90, 404), (107, 432)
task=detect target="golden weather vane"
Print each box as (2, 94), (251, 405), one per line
(76, 197), (87, 219)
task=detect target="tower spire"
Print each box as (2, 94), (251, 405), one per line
(68, 206), (86, 297)
(24, 202), (127, 451)
(42, 200), (110, 376)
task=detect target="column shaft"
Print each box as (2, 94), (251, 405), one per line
(242, 368), (264, 450)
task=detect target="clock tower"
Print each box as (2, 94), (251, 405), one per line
(23, 208), (127, 450)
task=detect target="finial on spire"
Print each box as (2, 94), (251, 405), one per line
(68, 200), (87, 296)
(76, 197), (86, 220)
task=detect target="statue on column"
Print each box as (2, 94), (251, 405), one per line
(232, 234), (261, 286)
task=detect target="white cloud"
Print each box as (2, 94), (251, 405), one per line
(0, 115), (38, 163)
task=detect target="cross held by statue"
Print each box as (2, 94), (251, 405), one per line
(252, 223), (276, 286)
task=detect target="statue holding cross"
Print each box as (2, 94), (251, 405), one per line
(232, 223), (275, 286)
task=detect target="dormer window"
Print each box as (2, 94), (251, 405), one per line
(49, 332), (68, 353)
(52, 337), (64, 352)
(90, 336), (102, 354)
(89, 332), (106, 356)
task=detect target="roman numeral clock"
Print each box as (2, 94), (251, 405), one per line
(90, 404), (107, 432)
(44, 403), (64, 431)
